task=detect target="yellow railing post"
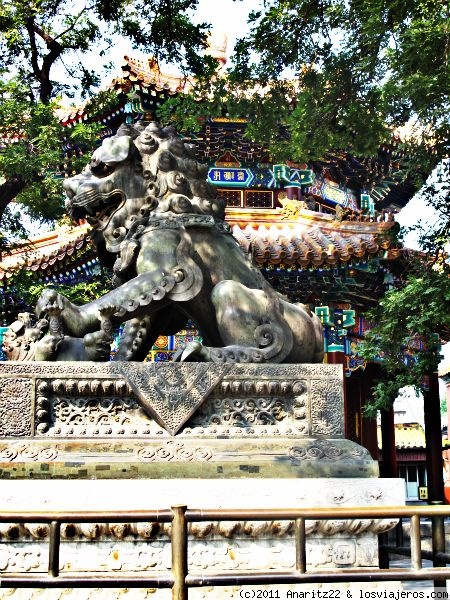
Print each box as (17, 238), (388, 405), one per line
(171, 505), (188, 600)
(48, 520), (61, 578)
(410, 514), (422, 571)
(295, 517), (306, 574)
(431, 504), (446, 591)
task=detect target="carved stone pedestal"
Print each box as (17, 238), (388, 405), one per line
(0, 362), (377, 478)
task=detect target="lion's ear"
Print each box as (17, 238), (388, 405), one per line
(101, 136), (132, 165)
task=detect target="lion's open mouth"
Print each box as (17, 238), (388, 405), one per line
(69, 189), (125, 228)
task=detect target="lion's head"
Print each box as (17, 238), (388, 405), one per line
(64, 122), (225, 260)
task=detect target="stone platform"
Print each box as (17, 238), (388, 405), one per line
(0, 362), (377, 478)
(0, 478), (404, 599)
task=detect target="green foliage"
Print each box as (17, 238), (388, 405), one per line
(441, 395), (447, 417)
(0, 0), (212, 246)
(410, 160), (450, 263)
(0, 0), (210, 100)
(158, 0), (450, 412)
(12, 269), (113, 308)
(163, 0), (449, 171)
(28, 279), (113, 307)
(0, 77), (103, 236)
(359, 267), (450, 414)
(360, 160), (450, 413)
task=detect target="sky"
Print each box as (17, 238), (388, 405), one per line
(95, 0), (258, 81)
(395, 161), (448, 251)
(394, 161), (450, 370)
(193, 0), (257, 53)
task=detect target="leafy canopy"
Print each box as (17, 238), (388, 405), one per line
(359, 267), (450, 414)
(360, 159), (449, 411)
(13, 269), (114, 308)
(0, 0), (212, 247)
(161, 0), (449, 170)
(0, 0), (211, 101)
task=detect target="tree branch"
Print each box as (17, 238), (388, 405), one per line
(27, 17), (61, 47)
(24, 17), (42, 82)
(25, 19), (63, 102)
(53, 7), (88, 42)
(0, 176), (27, 222)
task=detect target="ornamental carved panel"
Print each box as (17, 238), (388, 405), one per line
(187, 380), (310, 436)
(310, 379), (343, 435)
(0, 378), (32, 437)
(0, 362), (345, 439)
(116, 362), (232, 434)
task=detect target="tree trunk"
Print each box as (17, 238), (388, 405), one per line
(380, 405), (397, 478)
(423, 372), (444, 503)
(361, 363), (381, 460)
(0, 177), (26, 221)
(0, 176), (28, 258)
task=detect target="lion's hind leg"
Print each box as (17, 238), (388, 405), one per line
(177, 280), (293, 363)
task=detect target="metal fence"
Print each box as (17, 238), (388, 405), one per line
(0, 504), (449, 598)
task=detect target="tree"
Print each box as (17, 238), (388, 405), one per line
(14, 269), (114, 307)
(0, 78), (106, 245)
(359, 268), (449, 413)
(0, 0), (213, 248)
(163, 0), (449, 169)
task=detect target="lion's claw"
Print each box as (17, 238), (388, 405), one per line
(42, 303), (63, 318)
(98, 304), (118, 319)
(36, 290), (64, 319)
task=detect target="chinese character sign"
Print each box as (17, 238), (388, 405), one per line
(207, 168), (255, 187)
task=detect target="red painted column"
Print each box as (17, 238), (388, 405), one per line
(327, 352), (354, 441)
(344, 371), (361, 443)
(327, 351), (346, 365)
(445, 380), (450, 503)
(344, 367), (379, 459)
(285, 186), (300, 200)
(446, 380), (450, 441)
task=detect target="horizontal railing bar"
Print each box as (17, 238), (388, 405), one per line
(1, 504), (449, 593)
(186, 568), (450, 586)
(185, 505), (450, 521)
(3, 567), (450, 589)
(0, 509), (173, 523)
(381, 545), (450, 564)
(0, 575), (174, 588)
(0, 504), (449, 523)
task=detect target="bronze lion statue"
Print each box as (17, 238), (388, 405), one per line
(17, 122), (323, 364)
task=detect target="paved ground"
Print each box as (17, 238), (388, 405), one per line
(390, 558), (450, 592)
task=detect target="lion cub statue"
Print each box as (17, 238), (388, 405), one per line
(24, 121), (323, 364)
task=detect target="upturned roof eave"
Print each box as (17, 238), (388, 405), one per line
(0, 207), (400, 278)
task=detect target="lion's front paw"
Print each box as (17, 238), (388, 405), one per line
(98, 304), (118, 340)
(98, 304), (118, 320)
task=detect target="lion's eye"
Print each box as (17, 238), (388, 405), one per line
(90, 158), (114, 178)
(89, 147), (114, 177)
